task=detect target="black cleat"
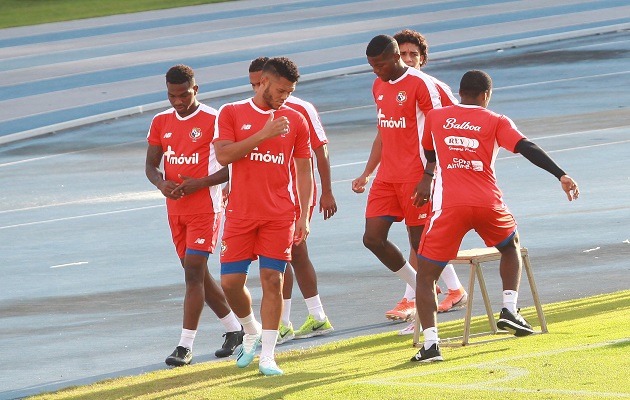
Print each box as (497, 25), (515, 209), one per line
(215, 328), (244, 358)
(410, 343), (443, 363)
(497, 308), (535, 337)
(165, 346), (192, 366)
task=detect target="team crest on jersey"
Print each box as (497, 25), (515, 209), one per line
(190, 127), (202, 142)
(396, 91), (407, 104)
(220, 240), (227, 255)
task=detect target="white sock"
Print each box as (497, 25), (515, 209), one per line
(503, 290), (518, 314)
(423, 326), (439, 350)
(281, 299), (292, 326)
(178, 328), (197, 350)
(403, 283), (415, 301)
(218, 311), (242, 333)
(305, 294), (326, 321)
(260, 329), (278, 359)
(395, 262), (417, 289)
(441, 264), (462, 291)
(237, 312), (262, 335)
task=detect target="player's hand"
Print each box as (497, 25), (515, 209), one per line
(319, 191), (338, 220)
(262, 112), (290, 139)
(293, 217), (310, 246)
(560, 175), (580, 201)
(158, 179), (183, 200)
(412, 176), (433, 207)
(171, 174), (202, 197)
(352, 175), (370, 193)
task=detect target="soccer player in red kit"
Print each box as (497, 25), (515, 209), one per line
(145, 64), (243, 367)
(249, 57), (336, 345)
(213, 57), (313, 376)
(411, 70), (579, 362)
(390, 29), (468, 337)
(352, 34), (446, 326)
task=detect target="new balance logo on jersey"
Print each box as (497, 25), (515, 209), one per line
(194, 238), (205, 244)
(443, 118), (481, 132)
(241, 124), (252, 130)
(377, 95), (384, 100)
(249, 148), (285, 164)
(163, 132), (173, 138)
(447, 158), (483, 171)
(377, 108), (406, 129)
(163, 145), (199, 165)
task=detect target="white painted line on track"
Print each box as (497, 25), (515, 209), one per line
(0, 191), (163, 214)
(0, 204), (163, 230)
(496, 70), (630, 91)
(0, 139), (145, 168)
(50, 261), (89, 269)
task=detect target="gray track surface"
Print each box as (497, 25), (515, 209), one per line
(1, 1), (630, 399)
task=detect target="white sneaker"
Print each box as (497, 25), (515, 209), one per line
(259, 356), (283, 375)
(398, 320), (416, 335)
(235, 330), (261, 368)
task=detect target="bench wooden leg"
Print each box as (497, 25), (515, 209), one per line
(523, 252), (548, 333)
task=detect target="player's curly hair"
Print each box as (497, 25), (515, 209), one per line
(249, 57), (269, 73)
(393, 29), (429, 67)
(263, 57), (300, 83)
(165, 64), (195, 85)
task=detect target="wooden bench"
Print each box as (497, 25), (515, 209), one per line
(413, 247), (548, 347)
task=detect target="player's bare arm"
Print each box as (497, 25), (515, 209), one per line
(171, 167), (229, 197)
(413, 156), (435, 207)
(351, 131), (382, 193)
(313, 144), (337, 220)
(214, 113), (289, 166)
(514, 139), (579, 201)
(145, 144), (182, 200)
(294, 157), (313, 245)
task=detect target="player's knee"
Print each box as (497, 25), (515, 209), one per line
(362, 233), (383, 250)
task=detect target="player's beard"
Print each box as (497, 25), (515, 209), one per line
(262, 87), (281, 110)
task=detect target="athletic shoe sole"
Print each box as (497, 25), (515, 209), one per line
(497, 318), (535, 337)
(293, 327), (334, 339)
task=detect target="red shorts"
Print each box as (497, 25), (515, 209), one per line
(168, 212), (222, 258)
(366, 179), (429, 226)
(419, 206), (517, 263)
(220, 218), (295, 263)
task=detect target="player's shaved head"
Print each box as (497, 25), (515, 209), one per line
(366, 34), (399, 57)
(459, 70), (493, 97)
(249, 57), (269, 73)
(262, 57), (300, 83)
(166, 64), (195, 85)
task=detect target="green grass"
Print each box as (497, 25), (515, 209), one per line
(0, 0), (233, 29)
(27, 290), (630, 399)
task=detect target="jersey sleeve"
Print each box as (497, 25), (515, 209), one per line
(496, 115), (527, 153)
(421, 110), (436, 151)
(213, 104), (236, 143)
(416, 78), (442, 114)
(293, 113), (312, 159)
(147, 114), (163, 146)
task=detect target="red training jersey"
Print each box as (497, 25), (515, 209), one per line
(213, 98), (312, 221)
(147, 104), (222, 215)
(422, 104), (526, 210)
(286, 95), (328, 207)
(372, 67), (444, 183)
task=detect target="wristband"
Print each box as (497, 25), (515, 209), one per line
(424, 170), (434, 177)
